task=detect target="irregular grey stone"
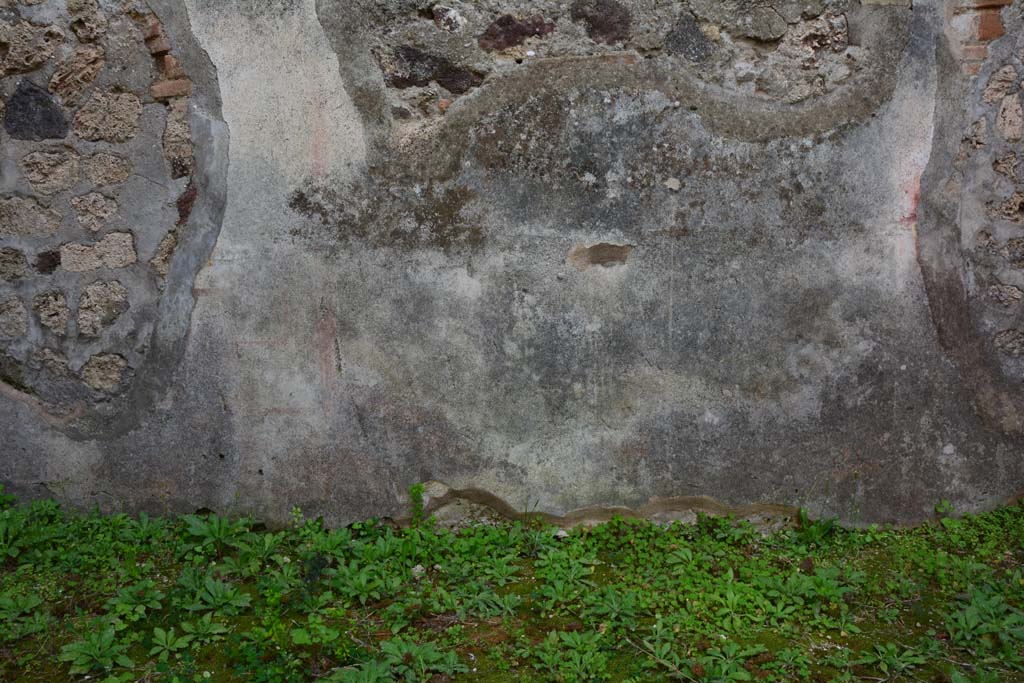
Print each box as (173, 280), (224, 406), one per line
(994, 153), (1019, 180)
(3, 79), (68, 140)
(381, 46), (483, 95)
(0, 248), (27, 281)
(989, 283), (1022, 308)
(478, 15), (554, 52)
(33, 290), (68, 336)
(34, 249), (60, 275)
(0, 19), (63, 77)
(60, 232), (137, 272)
(0, 196), (60, 237)
(983, 65), (1018, 105)
(995, 329), (1024, 357)
(68, 0), (107, 43)
(570, 0), (632, 45)
(32, 348), (68, 376)
(774, 0), (825, 23)
(0, 297), (28, 340)
(20, 148), (80, 195)
(665, 14), (714, 62)
(149, 231), (176, 280)
(997, 94), (1023, 143)
(49, 45), (105, 106)
(80, 353), (127, 392)
(73, 90), (141, 143)
(83, 152), (133, 186)
(690, 0), (790, 41)
(163, 97), (193, 178)
(77, 280), (129, 338)
(71, 192), (117, 233)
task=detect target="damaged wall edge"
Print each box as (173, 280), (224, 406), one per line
(96, 0), (231, 440)
(406, 481), (803, 531)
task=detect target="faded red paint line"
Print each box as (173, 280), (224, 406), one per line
(315, 308), (340, 390)
(900, 174), (922, 228)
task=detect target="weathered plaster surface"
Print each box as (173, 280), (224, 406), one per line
(2, 0), (1024, 526)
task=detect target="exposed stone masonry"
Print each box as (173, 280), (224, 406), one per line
(0, 0), (198, 411)
(957, 4), (1024, 383)
(951, 0), (1014, 76)
(359, 0), (879, 133)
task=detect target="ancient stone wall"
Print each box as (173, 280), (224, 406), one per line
(0, 0), (1023, 527)
(0, 0), (209, 425)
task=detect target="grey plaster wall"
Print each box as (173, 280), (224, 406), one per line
(1, 0), (1023, 526)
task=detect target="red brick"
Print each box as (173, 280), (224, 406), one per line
(161, 55), (186, 80)
(151, 78), (192, 100)
(964, 62), (983, 76)
(961, 43), (989, 60)
(142, 17), (163, 40)
(976, 9), (1005, 41)
(146, 35), (172, 55)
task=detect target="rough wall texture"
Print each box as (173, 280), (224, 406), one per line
(1, 0), (1023, 526)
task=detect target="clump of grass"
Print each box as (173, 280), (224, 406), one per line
(1, 484), (1023, 683)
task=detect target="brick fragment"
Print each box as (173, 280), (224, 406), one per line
(161, 55), (186, 80)
(976, 9), (1005, 41)
(961, 44), (989, 61)
(151, 78), (192, 100)
(145, 34), (172, 56)
(142, 17), (163, 40)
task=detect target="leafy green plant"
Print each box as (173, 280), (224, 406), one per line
(2, 487), (1024, 683)
(458, 583), (522, 618)
(180, 612), (230, 646)
(291, 613), (341, 646)
(119, 511), (167, 545)
(328, 560), (386, 606)
(380, 637), (467, 681)
(409, 482), (427, 527)
(0, 592), (48, 642)
(524, 631), (610, 683)
(58, 627), (133, 675)
(182, 513), (249, 557)
(186, 576), (252, 615)
(583, 586), (639, 629)
(0, 509), (28, 559)
(952, 669), (1001, 683)
(767, 647), (811, 678)
(851, 643), (928, 677)
(106, 579), (165, 623)
(233, 531), (285, 574)
(945, 585), (1024, 664)
(693, 642), (769, 683)
(149, 627), (192, 662)
(0, 484), (16, 510)
(795, 508), (837, 546)
(329, 660), (392, 683)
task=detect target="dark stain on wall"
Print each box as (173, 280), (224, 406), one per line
(478, 14), (555, 52)
(570, 243), (631, 268)
(570, 0), (632, 45)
